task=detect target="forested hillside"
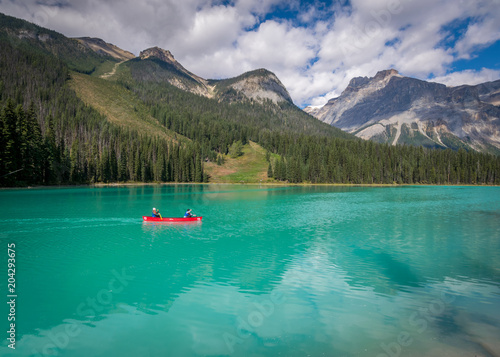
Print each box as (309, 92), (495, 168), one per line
(0, 16), (206, 186)
(1, 13), (499, 186)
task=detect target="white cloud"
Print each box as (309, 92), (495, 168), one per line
(0, 0), (212, 54)
(454, 17), (500, 59)
(0, 0), (499, 108)
(395, 48), (454, 77)
(430, 68), (500, 87)
(239, 20), (316, 68)
(174, 5), (254, 55)
(234, 0), (283, 16)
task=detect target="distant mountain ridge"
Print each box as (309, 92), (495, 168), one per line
(0, 12), (118, 74)
(132, 46), (293, 105)
(0, 11), (293, 107)
(305, 70), (500, 154)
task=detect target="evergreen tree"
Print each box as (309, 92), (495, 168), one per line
(15, 104), (28, 182)
(265, 150), (271, 162)
(267, 161), (273, 179)
(43, 115), (57, 184)
(24, 103), (43, 183)
(69, 139), (80, 183)
(194, 153), (203, 182)
(1, 99), (17, 184)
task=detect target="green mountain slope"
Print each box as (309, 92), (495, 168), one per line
(69, 72), (182, 142)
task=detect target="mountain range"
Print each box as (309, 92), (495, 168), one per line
(75, 36), (294, 106)
(305, 70), (500, 155)
(87, 37), (500, 155)
(124, 46), (295, 105)
(1, 12), (499, 187)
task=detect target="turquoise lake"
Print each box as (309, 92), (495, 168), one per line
(1, 184), (499, 356)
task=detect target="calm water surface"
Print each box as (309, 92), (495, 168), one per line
(0, 185), (499, 356)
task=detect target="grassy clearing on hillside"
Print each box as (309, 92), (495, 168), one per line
(90, 60), (118, 78)
(69, 72), (182, 142)
(205, 141), (277, 183)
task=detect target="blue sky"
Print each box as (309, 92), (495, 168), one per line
(1, 0), (499, 107)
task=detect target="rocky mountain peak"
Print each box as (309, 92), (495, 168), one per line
(305, 69), (500, 154)
(374, 69), (400, 80)
(139, 47), (176, 63)
(136, 46), (210, 97)
(345, 69), (401, 94)
(218, 68), (293, 104)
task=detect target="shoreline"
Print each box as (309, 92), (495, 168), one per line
(1, 181), (498, 190)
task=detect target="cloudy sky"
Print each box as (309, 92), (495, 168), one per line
(1, 0), (499, 107)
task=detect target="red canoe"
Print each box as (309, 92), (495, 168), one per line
(142, 216), (202, 222)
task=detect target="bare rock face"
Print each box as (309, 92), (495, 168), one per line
(139, 47), (176, 63)
(476, 81), (500, 106)
(214, 68), (293, 105)
(305, 70), (500, 153)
